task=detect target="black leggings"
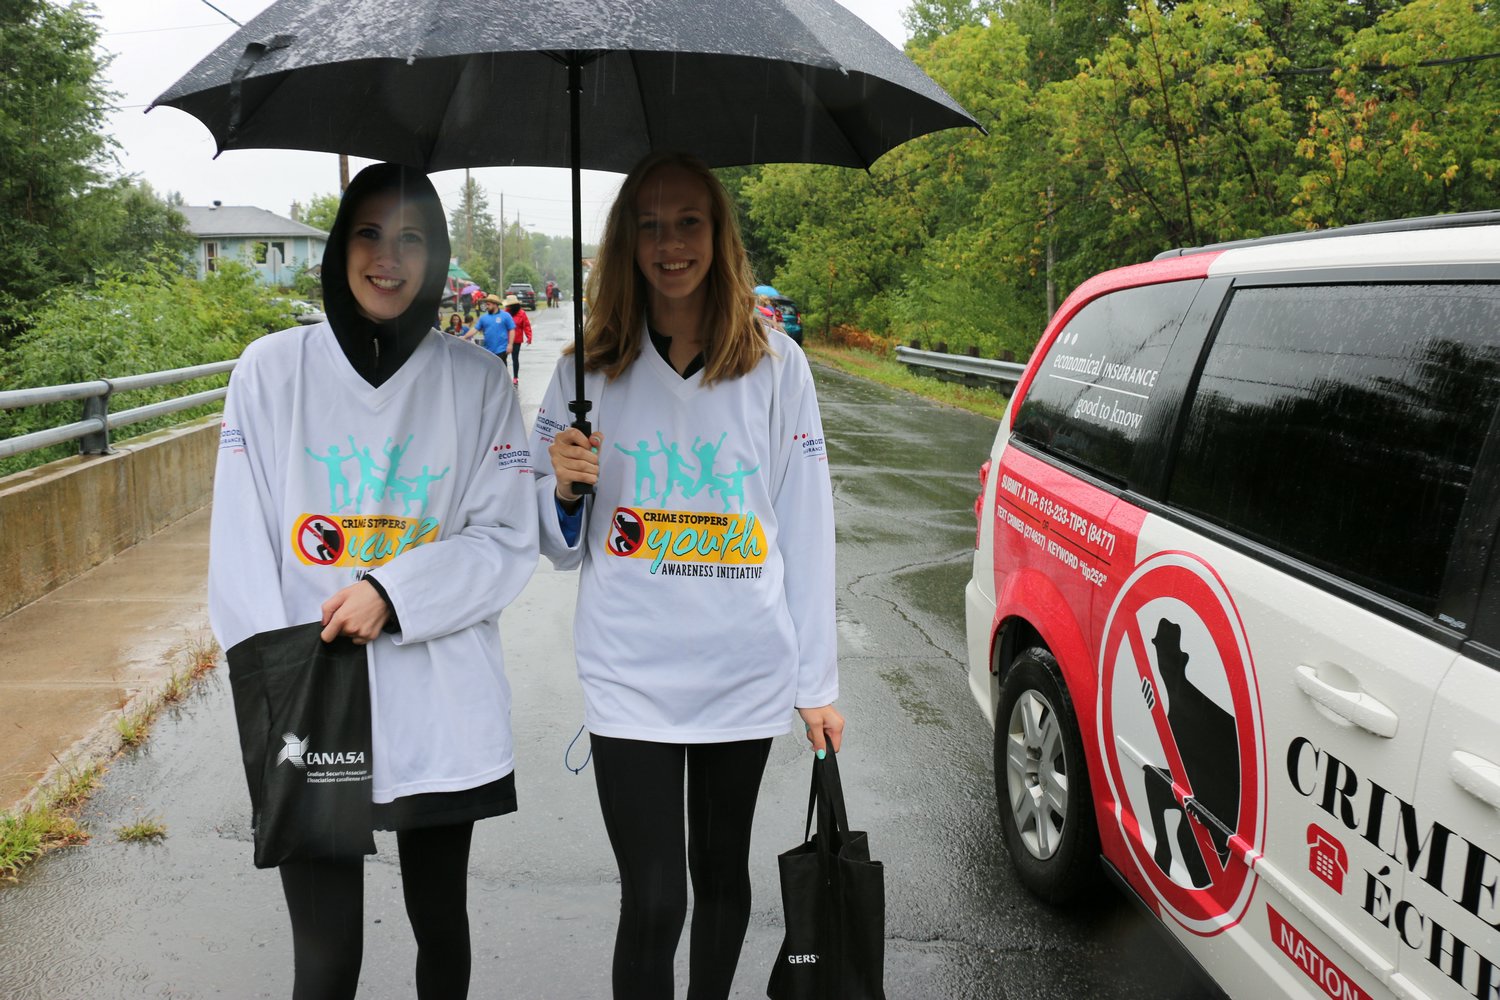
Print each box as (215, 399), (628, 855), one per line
(509, 341), (522, 379)
(277, 822), (475, 1000)
(591, 735), (773, 1000)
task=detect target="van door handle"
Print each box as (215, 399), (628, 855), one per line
(1450, 751), (1500, 811)
(1294, 665), (1399, 738)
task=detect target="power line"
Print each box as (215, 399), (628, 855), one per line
(104, 23), (226, 36)
(1273, 50), (1500, 77)
(196, 0), (242, 27)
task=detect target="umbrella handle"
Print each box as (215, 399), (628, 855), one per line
(567, 52), (593, 500)
(568, 412), (593, 497)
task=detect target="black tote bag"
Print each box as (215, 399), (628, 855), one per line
(768, 748), (886, 1000)
(225, 621), (375, 869)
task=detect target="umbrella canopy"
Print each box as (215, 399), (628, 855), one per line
(153, 0), (979, 489)
(753, 285), (783, 298)
(151, 0), (978, 173)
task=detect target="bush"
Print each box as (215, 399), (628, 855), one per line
(0, 261), (292, 477)
(504, 262), (541, 289)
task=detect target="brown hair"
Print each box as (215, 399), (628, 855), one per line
(579, 152), (766, 385)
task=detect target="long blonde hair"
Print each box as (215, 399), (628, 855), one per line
(580, 152), (765, 385)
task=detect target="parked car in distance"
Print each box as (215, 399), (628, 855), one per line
(772, 297), (802, 344)
(276, 297), (326, 325)
(964, 211), (1500, 1000)
(505, 283), (537, 310)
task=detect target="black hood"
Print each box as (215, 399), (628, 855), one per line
(321, 163), (451, 387)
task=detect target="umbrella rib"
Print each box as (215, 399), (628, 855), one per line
(779, 60), (867, 169)
(423, 54), (472, 171)
(624, 49), (657, 154)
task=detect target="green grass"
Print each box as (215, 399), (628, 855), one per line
(0, 764), (98, 880)
(804, 340), (1011, 421)
(116, 706), (156, 747)
(115, 818), (167, 843)
(0, 635), (220, 880)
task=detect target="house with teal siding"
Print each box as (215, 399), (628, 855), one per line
(179, 203), (328, 286)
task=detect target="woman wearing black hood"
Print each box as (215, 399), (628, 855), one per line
(208, 163), (539, 999)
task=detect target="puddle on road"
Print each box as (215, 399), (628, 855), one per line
(878, 663), (950, 729)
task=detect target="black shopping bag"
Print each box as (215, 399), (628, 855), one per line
(225, 621), (375, 869)
(768, 748), (886, 1000)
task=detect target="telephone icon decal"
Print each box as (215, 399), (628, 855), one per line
(1307, 823), (1348, 893)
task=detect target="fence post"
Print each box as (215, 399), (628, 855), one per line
(80, 387), (111, 455)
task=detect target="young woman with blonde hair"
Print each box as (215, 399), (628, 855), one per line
(529, 151), (844, 999)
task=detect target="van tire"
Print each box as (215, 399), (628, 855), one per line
(994, 646), (1100, 904)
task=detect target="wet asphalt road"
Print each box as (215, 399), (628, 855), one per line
(0, 309), (1214, 998)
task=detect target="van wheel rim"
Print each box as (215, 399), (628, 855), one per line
(1005, 690), (1068, 860)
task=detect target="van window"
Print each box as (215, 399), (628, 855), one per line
(1169, 283), (1500, 615)
(1013, 281), (1198, 482)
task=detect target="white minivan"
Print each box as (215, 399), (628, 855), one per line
(965, 212), (1500, 1000)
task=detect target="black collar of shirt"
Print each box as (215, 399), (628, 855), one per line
(647, 324), (704, 379)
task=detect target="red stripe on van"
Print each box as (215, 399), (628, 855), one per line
(1009, 252), (1223, 426)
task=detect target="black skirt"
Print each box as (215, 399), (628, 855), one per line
(371, 772), (516, 831)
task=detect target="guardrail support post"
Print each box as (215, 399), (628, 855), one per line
(80, 390), (111, 455)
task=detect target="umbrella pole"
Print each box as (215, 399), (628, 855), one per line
(566, 53), (594, 496)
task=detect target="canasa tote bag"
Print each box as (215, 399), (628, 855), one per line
(226, 621), (375, 868)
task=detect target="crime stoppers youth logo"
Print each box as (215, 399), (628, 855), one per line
(1098, 551), (1265, 936)
(605, 506), (767, 577)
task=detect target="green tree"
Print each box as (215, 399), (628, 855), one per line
(0, 260), (290, 475)
(296, 193), (340, 233)
(504, 262), (541, 289)
(0, 0), (116, 338)
(903, 0), (998, 47)
(1289, 0), (1500, 225)
(447, 178), (502, 289)
(81, 179), (196, 276)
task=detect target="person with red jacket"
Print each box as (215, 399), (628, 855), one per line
(503, 294), (532, 385)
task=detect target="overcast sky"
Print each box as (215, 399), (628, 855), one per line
(93, 0), (914, 245)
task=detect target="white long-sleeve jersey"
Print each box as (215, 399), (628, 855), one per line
(530, 324), (837, 743)
(208, 323), (538, 802)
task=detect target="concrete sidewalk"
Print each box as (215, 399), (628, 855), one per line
(0, 505), (213, 812)
(1, 306), (577, 816)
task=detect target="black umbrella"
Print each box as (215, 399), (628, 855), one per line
(152, 0), (980, 481)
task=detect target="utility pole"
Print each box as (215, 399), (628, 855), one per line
(498, 192), (505, 285)
(464, 168), (473, 261)
(339, 154), (350, 192)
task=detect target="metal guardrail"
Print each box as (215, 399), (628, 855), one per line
(0, 360), (238, 461)
(894, 346), (1026, 389)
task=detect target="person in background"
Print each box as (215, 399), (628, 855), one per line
(474, 293), (515, 362)
(754, 294), (783, 332)
(207, 162), (538, 999)
(445, 312), (469, 337)
(529, 151), (843, 1000)
(502, 294), (532, 386)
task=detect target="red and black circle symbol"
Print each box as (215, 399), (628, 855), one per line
(608, 507), (644, 556)
(295, 515), (345, 565)
(1097, 551), (1265, 936)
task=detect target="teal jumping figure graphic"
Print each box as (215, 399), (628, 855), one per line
(718, 461), (760, 513)
(614, 439), (661, 504)
(656, 431), (697, 503)
(304, 444), (354, 510)
(348, 435), (388, 505)
(382, 433), (416, 494)
(686, 432), (729, 499)
(392, 465), (449, 516)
